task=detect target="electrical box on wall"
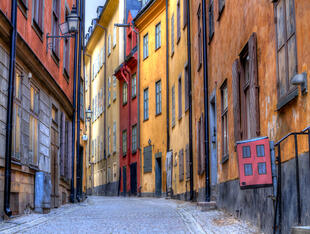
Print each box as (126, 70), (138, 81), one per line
(237, 136), (273, 189)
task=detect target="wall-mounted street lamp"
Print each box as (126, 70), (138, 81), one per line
(46, 5), (80, 52)
(85, 106), (93, 121)
(291, 72), (308, 94)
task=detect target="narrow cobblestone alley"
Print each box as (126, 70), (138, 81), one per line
(0, 196), (260, 234)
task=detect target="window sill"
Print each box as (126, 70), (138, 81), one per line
(123, 153), (127, 157)
(63, 69), (69, 83)
(155, 112), (162, 117)
(276, 88), (299, 111)
(155, 45), (161, 52)
(143, 118), (149, 122)
(183, 23), (187, 30)
(132, 95), (136, 100)
(221, 154), (229, 164)
(143, 55), (149, 61)
(123, 102), (127, 106)
(217, 6), (225, 21)
(51, 50), (60, 67)
(132, 150), (137, 155)
(197, 62), (202, 72)
(208, 33), (214, 45)
(177, 36), (181, 45)
(171, 51), (174, 57)
(32, 21), (44, 42)
(178, 115), (182, 121)
(185, 107), (189, 113)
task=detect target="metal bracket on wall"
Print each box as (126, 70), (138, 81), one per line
(46, 33), (75, 53)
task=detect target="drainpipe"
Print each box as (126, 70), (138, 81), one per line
(4, 0), (17, 217)
(70, 0), (79, 203)
(186, 0), (194, 201)
(85, 53), (92, 193)
(76, 0), (84, 202)
(202, 0), (210, 202)
(165, 0), (170, 153)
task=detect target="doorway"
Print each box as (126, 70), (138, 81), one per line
(130, 162), (137, 195)
(51, 127), (59, 208)
(209, 92), (218, 200)
(155, 157), (162, 197)
(123, 166), (126, 196)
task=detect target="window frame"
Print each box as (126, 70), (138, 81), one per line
(143, 33), (149, 59)
(155, 80), (162, 115)
(274, 0), (298, 110)
(178, 75), (182, 120)
(32, 0), (44, 38)
(132, 124), (137, 153)
(122, 129), (127, 156)
(208, 0), (214, 42)
(131, 73), (137, 98)
(171, 14), (175, 56)
(155, 22), (161, 50)
(221, 80), (228, 163)
(218, 0), (225, 20)
(123, 82), (128, 105)
(177, 0), (181, 43)
(143, 88), (149, 121)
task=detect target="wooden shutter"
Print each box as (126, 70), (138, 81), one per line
(143, 146), (152, 173)
(199, 114), (205, 175)
(248, 32), (260, 137)
(179, 149), (184, 181)
(185, 144), (190, 179)
(232, 59), (241, 142)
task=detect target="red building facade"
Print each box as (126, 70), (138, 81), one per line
(115, 11), (140, 196)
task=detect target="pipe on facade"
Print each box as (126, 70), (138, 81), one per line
(202, 0), (210, 202)
(165, 0), (170, 153)
(186, 0), (194, 201)
(76, 0), (84, 202)
(70, 0), (79, 203)
(4, 0), (17, 217)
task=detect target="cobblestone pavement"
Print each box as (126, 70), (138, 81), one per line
(0, 196), (261, 234)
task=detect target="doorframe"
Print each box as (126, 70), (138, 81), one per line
(209, 90), (218, 187)
(155, 154), (162, 197)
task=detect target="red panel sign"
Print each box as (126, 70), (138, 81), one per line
(237, 137), (273, 189)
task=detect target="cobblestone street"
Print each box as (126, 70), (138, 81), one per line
(0, 196), (260, 234)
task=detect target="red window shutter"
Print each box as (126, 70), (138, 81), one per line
(232, 59), (241, 142)
(248, 32), (260, 137)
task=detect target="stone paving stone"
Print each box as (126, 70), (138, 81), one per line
(0, 196), (261, 234)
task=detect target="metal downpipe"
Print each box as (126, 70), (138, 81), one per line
(202, 0), (210, 202)
(186, 0), (194, 201)
(4, 0), (18, 217)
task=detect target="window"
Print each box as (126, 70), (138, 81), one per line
(171, 14), (175, 55)
(30, 85), (39, 165)
(91, 98), (94, 122)
(63, 37), (70, 77)
(275, 0), (298, 109)
(52, 0), (60, 58)
(108, 77), (111, 106)
(122, 130), (127, 156)
(107, 127), (111, 155)
(179, 149), (184, 181)
(183, 0), (187, 28)
(12, 104), (21, 160)
(113, 76), (117, 101)
(132, 73), (136, 98)
(132, 125), (137, 153)
(177, 1), (181, 42)
(123, 83), (128, 105)
(100, 48), (104, 67)
(108, 35), (111, 55)
(15, 72), (22, 100)
(155, 80), (161, 115)
(33, 0), (43, 33)
(113, 26), (117, 48)
(143, 33), (149, 59)
(221, 81), (228, 162)
(80, 79), (84, 120)
(184, 64), (189, 111)
(197, 4), (202, 69)
(172, 85), (175, 127)
(17, 0), (28, 16)
(232, 33), (260, 141)
(143, 88), (149, 120)
(155, 23), (161, 50)
(218, 0), (225, 17)
(113, 121), (116, 152)
(208, 0), (214, 40)
(178, 76), (182, 119)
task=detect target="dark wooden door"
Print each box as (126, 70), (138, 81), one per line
(130, 163), (137, 195)
(51, 127), (59, 208)
(123, 166), (126, 196)
(155, 158), (162, 197)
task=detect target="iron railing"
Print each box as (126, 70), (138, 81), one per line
(273, 126), (310, 234)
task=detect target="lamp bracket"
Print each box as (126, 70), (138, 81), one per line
(46, 33), (75, 53)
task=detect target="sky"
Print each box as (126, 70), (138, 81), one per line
(85, 0), (106, 35)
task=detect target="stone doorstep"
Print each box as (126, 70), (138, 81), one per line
(197, 201), (217, 211)
(291, 226), (310, 234)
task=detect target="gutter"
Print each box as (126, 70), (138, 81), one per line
(165, 0), (170, 153)
(202, 0), (210, 202)
(186, 0), (194, 201)
(4, 0), (17, 217)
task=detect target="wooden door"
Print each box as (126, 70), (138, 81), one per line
(51, 127), (59, 208)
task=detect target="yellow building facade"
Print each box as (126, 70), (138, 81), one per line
(135, 0), (168, 196)
(85, 0), (125, 195)
(168, 0), (191, 200)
